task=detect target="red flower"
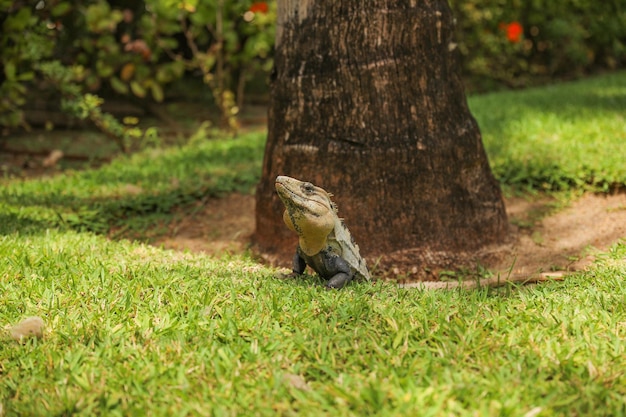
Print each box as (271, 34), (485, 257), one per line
(502, 21), (523, 43)
(249, 2), (269, 14)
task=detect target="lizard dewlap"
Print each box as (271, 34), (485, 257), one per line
(275, 175), (370, 289)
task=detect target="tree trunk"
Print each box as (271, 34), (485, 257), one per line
(254, 0), (509, 278)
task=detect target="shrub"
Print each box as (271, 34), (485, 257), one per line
(0, 0), (275, 135)
(449, 0), (626, 91)
(1, 0), (623, 134)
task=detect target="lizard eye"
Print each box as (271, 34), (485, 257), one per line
(302, 182), (315, 194)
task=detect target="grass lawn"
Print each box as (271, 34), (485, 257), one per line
(473, 71), (626, 192)
(1, 72), (626, 416)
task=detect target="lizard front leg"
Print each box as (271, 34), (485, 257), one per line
(325, 257), (354, 289)
(276, 251), (307, 280)
(289, 251), (307, 277)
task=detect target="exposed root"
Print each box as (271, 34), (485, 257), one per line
(397, 271), (566, 290)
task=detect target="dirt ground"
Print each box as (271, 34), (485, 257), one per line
(497, 193), (626, 276)
(155, 192), (626, 278)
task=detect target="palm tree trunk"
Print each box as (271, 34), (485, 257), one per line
(254, 0), (508, 277)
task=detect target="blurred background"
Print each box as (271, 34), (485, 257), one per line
(1, 0), (624, 173)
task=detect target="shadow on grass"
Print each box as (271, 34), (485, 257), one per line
(472, 71), (626, 123)
(0, 179), (260, 238)
(0, 133), (265, 238)
(0, 213), (56, 235)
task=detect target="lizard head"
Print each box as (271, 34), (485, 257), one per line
(275, 175), (337, 255)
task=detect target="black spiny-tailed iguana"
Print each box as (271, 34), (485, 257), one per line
(275, 175), (370, 289)
(275, 176), (563, 290)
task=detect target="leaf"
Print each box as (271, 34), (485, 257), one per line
(51, 2), (72, 17)
(4, 62), (16, 80)
(96, 60), (114, 78)
(150, 83), (164, 103)
(392, 330), (405, 349)
(72, 374), (92, 391)
(196, 53), (216, 72)
(5, 8), (34, 31)
(110, 77), (128, 94)
(120, 63), (135, 81)
(17, 71), (35, 81)
(130, 81), (146, 98)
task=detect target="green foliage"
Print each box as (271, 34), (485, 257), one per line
(0, 2), (154, 151)
(2, 0), (623, 136)
(0, 1), (53, 127)
(37, 61), (150, 152)
(0, 0), (275, 135)
(450, 0), (626, 90)
(139, 0), (275, 131)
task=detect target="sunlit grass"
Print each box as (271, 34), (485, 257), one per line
(2, 73), (626, 415)
(473, 71), (626, 191)
(1, 231), (625, 415)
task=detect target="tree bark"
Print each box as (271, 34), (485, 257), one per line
(254, 0), (509, 277)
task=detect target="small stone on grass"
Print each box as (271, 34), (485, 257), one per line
(10, 316), (45, 342)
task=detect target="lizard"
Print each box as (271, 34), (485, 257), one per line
(275, 175), (564, 290)
(275, 175), (371, 289)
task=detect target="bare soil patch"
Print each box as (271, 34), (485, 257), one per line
(156, 193), (256, 255)
(497, 193), (626, 275)
(154, 192), (626, 277)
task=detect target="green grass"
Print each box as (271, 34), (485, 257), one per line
(2, 72), (624, 237)
(473, 71), (626, 192)
(1, 232), (625, 415)
(2, 73), (626, 415)
(0, 131), (264, 236)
